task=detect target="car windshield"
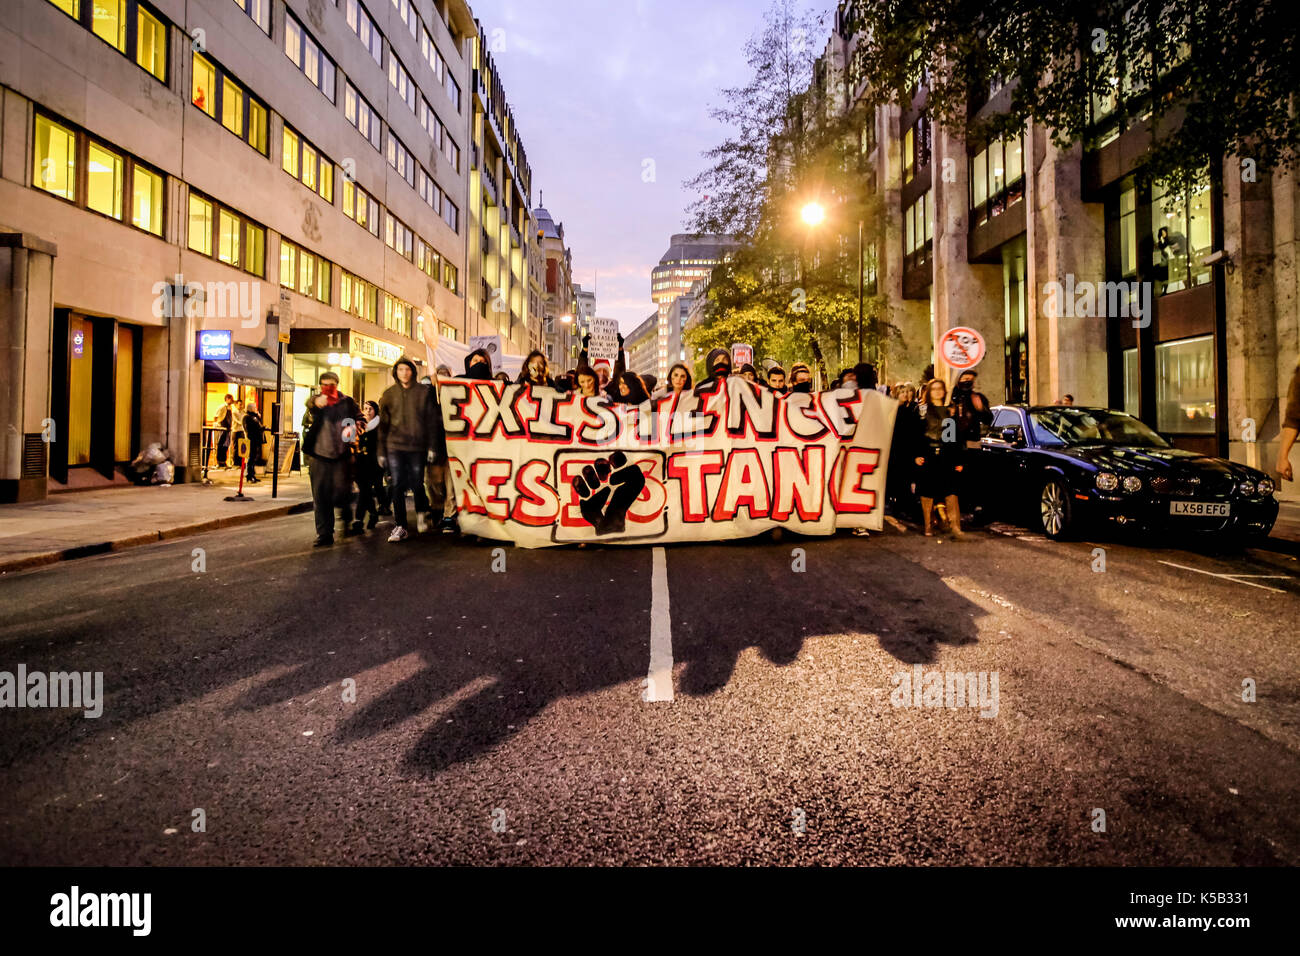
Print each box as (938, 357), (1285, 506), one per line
(1029, 408), (1170, 448)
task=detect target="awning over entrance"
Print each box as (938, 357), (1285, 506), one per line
(205, 345), (295, 391)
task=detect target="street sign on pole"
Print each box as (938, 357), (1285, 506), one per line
(938, 327), (986, 371)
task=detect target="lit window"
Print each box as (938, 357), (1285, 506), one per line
(131, 165), (163, 235)
(279, 240), (297, 287)
(192, 53), (217, 117)
(188, 194), (213, 255)
(86, 142), (124, 219)
(92, 0), (127, 52)
(33, 115), (77, 202)
(48, 0), (80, 16)
(218, 209), (241, 267)
(221, 76), (244, 137)
(248, 100), (267, 154)
(136, 7), (166, 80)
(282, 127), (299, 177)
(245, 222), (265, 277)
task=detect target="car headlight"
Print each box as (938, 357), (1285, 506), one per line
(1257, 477), (1275, 497)
(1095, 471), (1119, 492)
(1237, 478), (1256, 496)
(1121, 475), (1142, 493)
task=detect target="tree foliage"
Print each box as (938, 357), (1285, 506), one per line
(845, 0), (1300, 190)
(684, 0), (895, 383)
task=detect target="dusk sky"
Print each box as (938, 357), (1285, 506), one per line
(468, 0), (830, 333)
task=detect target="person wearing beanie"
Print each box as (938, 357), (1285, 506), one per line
(739, 363), (759, 383)
(379, 357), (441, 541)
(302, 371), (361, 547)
(789, 363), (813, 393)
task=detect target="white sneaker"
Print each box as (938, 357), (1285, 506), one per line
(388, 526), (409, 542)
(416, 512), (431, 534)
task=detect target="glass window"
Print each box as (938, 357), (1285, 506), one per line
(131, 164), (163, 235)
(282, 127), (299, 177)
(1155, 336), (1215, 433)
(33, 114), (77, 201)
(302, 144), (317, 191)
(299, 251), (315, 294)
(316, 261), (331, 304)
(902, 127), (914, 184)
(1005, 135), (1023, 185)
(1153, 179), (1188, 294)
(971, 147), (987, 210)
(218, 209), (241, 266)
(248, 100), (267, 154)
(192, 53), (217, 117)
(319, 160), (333, 202)
(92, 0), (127, 51)
(245, 222), (264, 277)
(49, 0), (81, 15)
(87, 142), (124, 219)
(188, 194), (213, 255)
(136, 7), (166, 80)
(1187, 182), (1212, 288)
(280, 240), (297, 287)
(1123, 347), (1139, 415)
(1119, 184), (1137, 277)
(285, 17), (302, 67)
(221, 76), (244, 136)
(988, 138), (1005, 196)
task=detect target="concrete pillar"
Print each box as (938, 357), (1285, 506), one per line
(1025, 126), (1108, 405)
(1270, 165), (1300, 477)
(1223, 157), (1279, 470)
(0, 233), (57, 502)
(931, 124), (1005, 399)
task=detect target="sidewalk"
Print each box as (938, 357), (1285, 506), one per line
(0, 471), (313, 574)
(1271, 487), (1300, 554)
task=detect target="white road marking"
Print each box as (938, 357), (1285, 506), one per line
(1157, 560), (1291, 594)
(642, 547), (673, 703)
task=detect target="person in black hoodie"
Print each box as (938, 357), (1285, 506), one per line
(302, 371), (361, 546)
(464, 348), (493, 380)
(951, 368), (993, 522)
(611, 370), (650, 406)
(379, 356), (441, 542)
(694, 348), (731, 396)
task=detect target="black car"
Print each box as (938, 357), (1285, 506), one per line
(974, 404), (1279, 541)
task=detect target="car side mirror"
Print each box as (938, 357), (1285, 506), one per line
(1000, 426), (1024, 445)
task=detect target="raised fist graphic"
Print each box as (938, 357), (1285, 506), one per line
(573, 451), (646, 535)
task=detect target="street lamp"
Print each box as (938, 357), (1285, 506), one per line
(559, 314), (572, 324)
(800, 201), (826, 226)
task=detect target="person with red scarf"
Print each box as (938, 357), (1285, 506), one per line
(302, 371), (361, 546)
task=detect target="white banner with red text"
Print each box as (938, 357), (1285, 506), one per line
(438, 377), (897, 547)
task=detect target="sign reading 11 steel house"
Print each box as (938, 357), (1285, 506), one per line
(438, 376), (897, 547)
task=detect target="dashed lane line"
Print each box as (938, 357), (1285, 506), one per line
(642, 547), (673, 703)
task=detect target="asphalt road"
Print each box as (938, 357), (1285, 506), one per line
(1, 512), (1298, 866)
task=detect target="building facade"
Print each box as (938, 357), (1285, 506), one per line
(464, 16), (534, 356)
(534, 205), (576, 368)
(824, 1), (1300, 469)
(650, 233), (738, 383)
(624, 310), (657, 378)
(1, 0), (488, 500)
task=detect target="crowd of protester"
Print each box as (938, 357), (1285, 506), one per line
(299, 342), (992, 546)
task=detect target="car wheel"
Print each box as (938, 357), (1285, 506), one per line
(1039, 478), (1073, 540)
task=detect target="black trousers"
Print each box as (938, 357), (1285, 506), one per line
(308, 457), (353, 538)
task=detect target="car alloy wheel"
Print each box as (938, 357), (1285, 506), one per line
(1040, 479), (1070, 539)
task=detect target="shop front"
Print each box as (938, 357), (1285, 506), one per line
(288, 327), (415, 431)
(48, 309), (142, 485)
(202, 343), (296, 472)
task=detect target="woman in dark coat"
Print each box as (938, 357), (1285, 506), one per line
(242, 403), (265, 482)
(914, 378), (963, 537)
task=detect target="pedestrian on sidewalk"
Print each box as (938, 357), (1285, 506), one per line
(215, 394), (236, 468)
(353, 401), (384, 531)
(302, 372), (360, 547)
(379, 357), (440, 542)
(242, 403), (265, 483)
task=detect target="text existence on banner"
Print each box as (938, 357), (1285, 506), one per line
(438, 376), (897, 547)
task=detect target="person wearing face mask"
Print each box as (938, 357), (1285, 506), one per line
(464, 348), (493, 381)
(516, 350), (566, 390)
(693, 348), (732, 395)
(766, 366), (788, 395)
(789, 363), (814, 393)
(302, 371), (362, 547)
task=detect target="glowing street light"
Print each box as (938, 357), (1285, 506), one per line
(801, 201), (826, 227)
(559, 313), (573, 324)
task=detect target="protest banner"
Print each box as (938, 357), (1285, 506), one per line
(438, 376), (896, 547)
(732, 343), (753, 368)
(588, 317), (620, 365)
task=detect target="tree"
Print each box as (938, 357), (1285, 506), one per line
(845, 0), (1300, 192)
(684, 0), (895, 382)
